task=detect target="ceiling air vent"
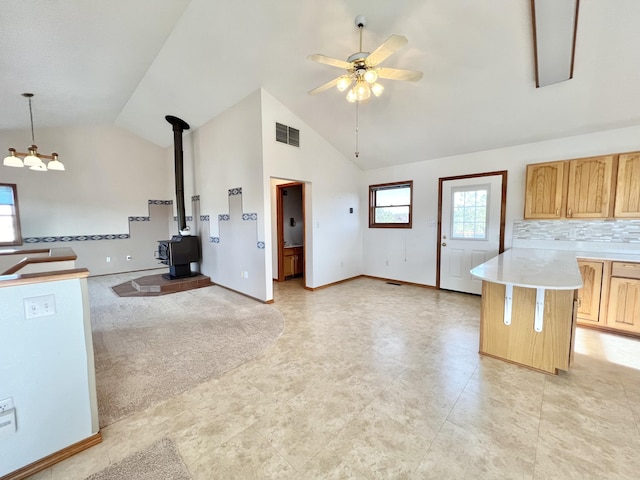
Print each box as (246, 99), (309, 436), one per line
(275, 122), (300, 147)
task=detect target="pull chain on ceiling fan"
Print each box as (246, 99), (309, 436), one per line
(307, 15), (423, 103)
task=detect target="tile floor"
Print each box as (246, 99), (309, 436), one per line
(30, 276), (640, 479)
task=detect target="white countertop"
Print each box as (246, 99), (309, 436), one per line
(470, 248), (583, 290)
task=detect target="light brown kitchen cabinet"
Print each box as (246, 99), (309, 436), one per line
(524, 155), (617, 219)
(606, 275), (640, 335)
(566, 155), (614, 218)
(576, 259), (604, 324)
(614, 152), (640, 218)
(524, 161), (566, 218)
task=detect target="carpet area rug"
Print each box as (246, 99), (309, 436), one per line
(85, 438), (191, 480)
(88, 272), (284, 427)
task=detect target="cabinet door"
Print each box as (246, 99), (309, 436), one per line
(606, 277), (640, 334)
(576, 260), (603, 323)
(283, 254), (295, 277)
(524, 161), (565, 219)
(566, 156), (614, 218)
(614, 152), (640, 218)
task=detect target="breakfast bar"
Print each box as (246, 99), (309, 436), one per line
(471, 248), (583, 374)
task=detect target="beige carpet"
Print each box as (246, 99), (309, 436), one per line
(88, 272), (284, 427)
(85, 438), (191, 480)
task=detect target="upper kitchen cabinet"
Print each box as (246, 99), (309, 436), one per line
(524, 161), (566, 219)
(524, 155), (617, 219)
(566, 155), (614, 218)
(614, 152), (640, 218)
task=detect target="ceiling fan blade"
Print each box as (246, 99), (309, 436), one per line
(308, 54), (352, 70)
(308, 76), (342, 95)
(366, 34), (408, 67)
(377, 67), (423, 82)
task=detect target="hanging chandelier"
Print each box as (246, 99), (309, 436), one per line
(3, 93), (65, 171)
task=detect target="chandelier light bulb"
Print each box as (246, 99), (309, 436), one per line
(3, 148), (24, 168)
(337, 76), (352, 92)
(23, 145), (41, 167)
(47, 153), (65, 171)
(363, 69), (378, 84)
(371, 82), (385, 97)
(346, 88), (358, 103)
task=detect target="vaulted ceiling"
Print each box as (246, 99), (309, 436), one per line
(2, 0), (640, 170)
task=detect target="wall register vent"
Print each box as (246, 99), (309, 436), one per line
(276, 122), (300, 147)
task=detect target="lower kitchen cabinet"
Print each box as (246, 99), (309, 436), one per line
(605, 262), (640, 335)
(576, 259), (604, 324)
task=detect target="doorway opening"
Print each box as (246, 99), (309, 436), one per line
(276, 182), (305, 282)
(437, 171), (507, 295)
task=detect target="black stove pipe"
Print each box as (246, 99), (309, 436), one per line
(165, 115), (191, 232)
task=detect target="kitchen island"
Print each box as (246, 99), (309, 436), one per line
(471, 248), (583, 374)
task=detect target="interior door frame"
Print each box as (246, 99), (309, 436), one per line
(276, 182), (305, 282)
(436, 170), (508, 290)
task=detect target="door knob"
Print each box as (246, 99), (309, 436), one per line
(442, 242), (447, 247)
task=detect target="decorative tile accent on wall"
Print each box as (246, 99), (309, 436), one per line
(191, 195), (200, 201)
(513, 220), (640, 243)
(23, 200), (175, 244)
(173, 216), (194, 222)
(24, 233), (130, 243)
(202, 187), (264, 249)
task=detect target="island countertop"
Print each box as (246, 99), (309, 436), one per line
(470, 247), (583, 290)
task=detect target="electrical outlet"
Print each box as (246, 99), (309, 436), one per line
(0, 398), (14, 413)
(24, 295), (56, 319)
(106, 256), (111, 263)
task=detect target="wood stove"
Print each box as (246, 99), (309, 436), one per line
(157, 115), (200, 280)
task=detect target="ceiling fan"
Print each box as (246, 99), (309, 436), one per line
(308, 15), (423, 103)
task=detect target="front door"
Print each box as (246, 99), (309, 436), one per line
(438, 172), (506, 295)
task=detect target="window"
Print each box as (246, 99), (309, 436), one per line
(451, 185), (488, 240)
(369, 181), (413, 228)
(0, 183), (22, 246)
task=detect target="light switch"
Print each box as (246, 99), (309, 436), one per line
(24, 294), (56, 319)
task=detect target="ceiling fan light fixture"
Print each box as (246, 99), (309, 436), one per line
(363, 69), (378, 84)
(346, 89), (358, 103)
(337, 76), (352, 92)
(3, 148), (24, 168)
(355, 81), (371, 101)
(371, 82), (384, 97)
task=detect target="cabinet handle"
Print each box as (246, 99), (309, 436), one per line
(556, 209), (559, 216)
(568, 208), (572, 217)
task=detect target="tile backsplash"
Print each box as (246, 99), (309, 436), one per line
(513, 219), (640, 243)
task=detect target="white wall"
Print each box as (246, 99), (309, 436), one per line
(188, 90), (268, 300)
(261, 90), (363, 291)
(363, 125), (640, 286)
(0, 276), (98, 477)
